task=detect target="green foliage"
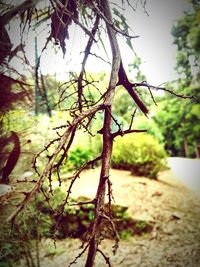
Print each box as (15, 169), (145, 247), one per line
(66, 147), (95, 170)
(128, 56), (146, 82)
(113, 7), (133, 51)
(112, 134), (167, 179)
(153, 4), (200, 158)
(153, 83), (200, 157)
(171, 4), (200, 80)
(112, 88), (134, 125)
(119, 229), (133, 240)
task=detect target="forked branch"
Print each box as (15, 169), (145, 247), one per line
(7, 104), (104, 223)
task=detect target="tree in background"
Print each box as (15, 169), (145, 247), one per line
(152, 2), (200, 158)
(171, 1), (200, 82)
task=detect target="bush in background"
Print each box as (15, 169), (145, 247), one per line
(112, 134), (167, 179)
(65, 147), (95, 170)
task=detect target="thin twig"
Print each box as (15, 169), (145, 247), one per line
(7, 104), (104, 223)
(68, 243), (90, 267)
(129, 108), (137, 130)
(132, 81), (196, 100)
(97, 249), (112, 267)
(100, 213), (119, 254)
(111, 129), (147, 139)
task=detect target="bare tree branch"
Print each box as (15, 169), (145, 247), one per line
(78, 14), (100, 111)
(85, 0), (121, 265)
(111, 129), (147, 139)
(132, 81), (196, 100)
(7, 104), (104, 223)
(91, 0), (139, 39)
(97, 249), (112, 267)
(117, 61), (149, 115)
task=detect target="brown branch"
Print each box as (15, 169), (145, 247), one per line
(129, 108), (137, 130)
(107, 178), (115, 216)
(53, 154), (102, 238)
(100, 213), (119, 254)
(7, 104), (104, 223)
(97, 249), (112, 267)
(78, 14), (100, 111)
(66, 155), (102, 181)
(68, 243), (90, 267)
(91, 0), (139, 39)
(111, 129), (147, 139)
(146, 84), (157, 106)
(132, 81), (196, 100)
(53, 126), (77, 169)
(85, 0), (121, 265)
(70, 199), (96, 206)
(117, 61), (148, 115)
(32, 137), (60, 176)
(89, 52), (111, 65)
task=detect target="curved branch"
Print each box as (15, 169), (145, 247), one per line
(117, 61), (149, 115)
(91, 0), (139, 39)
(7, 104), (104, 223)
(132, 81), (196, 100)
(78, 14), (100, 111)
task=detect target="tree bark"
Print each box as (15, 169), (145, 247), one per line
(85, 106), (113, 267)
(85, 0), (121, 266)
(183, 135), (189, 158)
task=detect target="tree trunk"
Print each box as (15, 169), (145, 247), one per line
(85, 107), (113, 267)
(85, 0), (121, 266)
(183, 135), (189, 158)
(34, 34), (39, 115)
(41, 74), (52, 117)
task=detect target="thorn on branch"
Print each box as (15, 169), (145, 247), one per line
(117, 61), (148, 115)
(100, 213), (119, 255)
(97, 249), (112, 267)
(68, 243), (90, 267)
(132, 81), (196, 100)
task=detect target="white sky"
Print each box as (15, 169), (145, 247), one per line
(8, 0), (193, 85)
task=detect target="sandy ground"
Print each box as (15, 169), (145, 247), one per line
(13, 167), (200, 267)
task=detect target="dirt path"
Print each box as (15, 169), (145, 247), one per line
(16, 168), (200, 267)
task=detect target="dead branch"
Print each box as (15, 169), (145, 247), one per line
(129, 108), (137, 130)
(78, 14), (100, 111)
(111, 129), (147, 139)
(68, 243), (90, 267)
(91, 0), (139, 39)
(117, 61), (149, 115)
(70, 200), (96, 206)
(100, 213), (119, 254)
(7, 104), (104, 223)
(132, 81), (196, 100)
(54, 154), (102, 231)
(97, 249), (112, 267)
(85, 0), (121, 265)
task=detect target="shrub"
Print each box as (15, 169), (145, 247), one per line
(66, 147), (95, 170)
(112, 134), (167, 178)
